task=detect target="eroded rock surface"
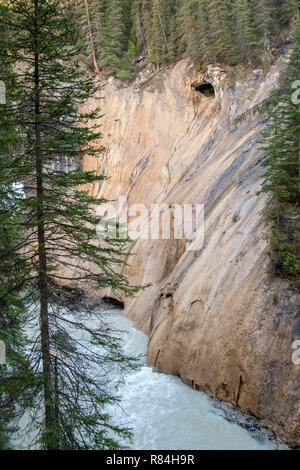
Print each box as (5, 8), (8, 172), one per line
(82, 57), (299, 447)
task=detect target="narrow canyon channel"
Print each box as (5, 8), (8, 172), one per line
(14, 307), (278, 451)
(103, 309), (276, 450)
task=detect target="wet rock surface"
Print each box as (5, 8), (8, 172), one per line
(77, 56), (300, 447)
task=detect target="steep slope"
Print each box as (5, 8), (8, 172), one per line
(83, 57), (300, 447)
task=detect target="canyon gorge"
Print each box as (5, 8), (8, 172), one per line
(76, 54), (300, 447)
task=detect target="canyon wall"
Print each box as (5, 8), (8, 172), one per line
(83, 57), (300, 447)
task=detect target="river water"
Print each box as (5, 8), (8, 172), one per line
(14, 307), (275, 450)
(102, 308), (274, 450)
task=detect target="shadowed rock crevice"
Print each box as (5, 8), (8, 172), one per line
(192, 82), (215, 97)
(102, 297), (125, 309)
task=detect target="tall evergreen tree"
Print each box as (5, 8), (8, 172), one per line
(235, 0), (261, 63)
(104, 0), (127, 73)
(166, 0), (182, 60)
(0, 0), (142, 449)
(179, 0), (201, 63)
(256, 0), (277, 51)
(131, 0), (148, 54)
(259, 18), (300, 275)
(276, 0), (299, 29)
(84, 0), (100, 73)
(149, 0), (165, 66)
(88, 0), (105, 63)
(64, 0), (298, 77)
(0, 160), (36, 450)
(0, 11), (38, 448)
(209, 0), (239, 65)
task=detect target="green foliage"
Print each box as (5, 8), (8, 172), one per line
(0, 0), (144, 450)
(0, 175), (39, 448)
(148, 0), (165, 66)
(259, 19), (300, 277)
(71, 0), (298, 78)
(0, 16), (38, 445)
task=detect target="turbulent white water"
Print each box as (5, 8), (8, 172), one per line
(103, 309), (274, 451)
(14, 307), (275, 450)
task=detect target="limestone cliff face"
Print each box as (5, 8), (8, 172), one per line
(83, 57), (300, 447)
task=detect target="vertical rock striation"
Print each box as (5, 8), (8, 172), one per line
(83, 56), (300, 447)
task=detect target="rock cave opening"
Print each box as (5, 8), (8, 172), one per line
(102, 296), (125, 309)
(193, 82), (215, 97)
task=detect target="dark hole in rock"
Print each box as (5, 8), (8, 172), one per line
(194, 83), (215, 97)
(102, 296), (124, 309)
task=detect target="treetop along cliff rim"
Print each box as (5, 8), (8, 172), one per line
(96, 196), (205, 251)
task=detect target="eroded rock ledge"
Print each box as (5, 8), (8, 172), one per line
(82, 57), (299, 447)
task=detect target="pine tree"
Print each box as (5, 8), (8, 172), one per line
(179, 0), (201, 63)
(88, 0), (105, 63)
(0, 184), (37, 449)
(103, 0), (127, 73)
(141, 0), (154, 56)
(0, 0), (142, 450)
(65, 0), (298, 77)
(235, 0), (260, 63)
(84, 0), (100, 73)
(70, 0), (106, 72)
(276, 0), (299, 29)
(166, 0), (182, 60)
(259, 18), (300, 275)
(258, 0), (277, 51)
(0, 163), (29, 448)
(131, 0), (147, 54)
(208, 0), (239, 65)
(149, 0), (165, 66)
(0, 11), (38, 448)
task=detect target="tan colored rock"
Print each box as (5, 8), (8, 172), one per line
(80, 57), (299, 447)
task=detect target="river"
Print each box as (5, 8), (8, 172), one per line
(14, 307), (276, 450)
(102, 308), (275, 450)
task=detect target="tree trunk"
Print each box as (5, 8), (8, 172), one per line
(34, 0), (56, 450)
(156, 0), (168, 52)
(84, 0), (100, 74)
